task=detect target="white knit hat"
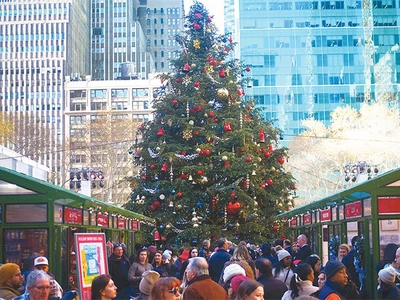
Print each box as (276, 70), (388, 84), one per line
(379, 267), (396, 284)
(223, 264), (246, 282)
(277, 249), (291, 261)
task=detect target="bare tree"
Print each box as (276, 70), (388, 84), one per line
(288, 103), (400, 205)
(66, 111), (140, 205)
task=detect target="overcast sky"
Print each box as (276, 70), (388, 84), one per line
(183, 0), (225, 32)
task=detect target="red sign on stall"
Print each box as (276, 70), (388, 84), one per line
(290, 218), (297, 227)
(378, 196), (400, 214)
(345, 201), (362, 218)
(303, 214), (311, 225)
(97, 213), (108, 227)
(64, 207), (83, 224)
(320, 209), (331, 222)
(132, 220), (139, 230)
(117, 218), (126, 229)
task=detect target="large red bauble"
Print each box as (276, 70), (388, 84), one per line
(204, 149), (211, 155)
(264, 151), (271, 158)
(265, 179), (273, 185)
(208, 111), (215, 118)
(177, 191), (183, 197)
(246, 156), (252, 162)
(226, 201), (241, 215)
(278, 157), (285, 164)
(197, 169), (203, 175)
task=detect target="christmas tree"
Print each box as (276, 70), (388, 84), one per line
(125, 1), (295, 245)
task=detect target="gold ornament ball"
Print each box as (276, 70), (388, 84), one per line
(216, 88), (229, 100)
(257, 157), (262, 162)
(156, 147), (161, 151)
(191, 64), (197, 68)
(176, 204), (182, 210)
(222, 155), (228, 161)
(196, 148), (201, 153)
(204, 113), (208, 117)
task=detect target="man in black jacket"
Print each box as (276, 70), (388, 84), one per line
(255, 258), (287, 300)
(293, 234), (312, 263)
(208, 238), (231, 282)
(108, 243), (131, 299)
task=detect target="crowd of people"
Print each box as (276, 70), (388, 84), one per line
(96, 234), (400, 299)
(1, 235), (400, 299)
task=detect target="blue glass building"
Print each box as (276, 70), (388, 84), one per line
(232, 0), (400, 139)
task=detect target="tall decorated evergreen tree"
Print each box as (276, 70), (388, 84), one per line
(125, 1), (295, 245)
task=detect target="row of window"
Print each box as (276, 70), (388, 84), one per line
(245, 0), (395, 11)
(70, 101), (150, 112)
(146, 8), (180, 15)
(0, 33), (65, 42)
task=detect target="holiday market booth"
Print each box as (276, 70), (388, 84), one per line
(276, 168), (400, 298)
(0, 166), (154, 291)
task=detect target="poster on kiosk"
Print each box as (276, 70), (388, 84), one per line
(74, 233), (108, 300)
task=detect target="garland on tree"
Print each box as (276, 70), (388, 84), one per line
(353, 236), (366, 290)
(124, 1), (295, 245)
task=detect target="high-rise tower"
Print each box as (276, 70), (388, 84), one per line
(0, 0), (90, 184)
(233, 0), (400, 140)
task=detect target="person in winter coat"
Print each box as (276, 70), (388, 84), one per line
(128, 248), (153, 297)
(318, 260), (348, 300)
(377, 266), (400, 300)
(273, 250), (296, 288)
(281, 263), (318, 300)
(108, 243), (131, 299)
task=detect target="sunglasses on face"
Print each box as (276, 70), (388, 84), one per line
(168, 287), (180, 295)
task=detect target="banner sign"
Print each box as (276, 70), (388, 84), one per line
(74, 233), (108, 300)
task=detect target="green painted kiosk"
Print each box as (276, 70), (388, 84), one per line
(276, 168), (400, 298)
(0, 166), (154, 291)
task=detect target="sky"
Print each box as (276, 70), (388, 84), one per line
(183, 0), (225, 32)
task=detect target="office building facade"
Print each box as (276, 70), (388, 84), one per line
(91, 0), (184, 80)
(64, 75), (159, 204)
(0, 0), (90, 183)
(233, 0), (400, 138)
(137, 0), (184, 72)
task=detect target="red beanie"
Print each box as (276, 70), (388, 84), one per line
(231, 275), (250, 294)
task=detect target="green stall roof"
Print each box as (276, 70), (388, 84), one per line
(276, 167), (400, 219)
(0, 166), (155, 225)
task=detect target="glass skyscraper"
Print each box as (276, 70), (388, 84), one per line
(231, 0), (400, 139)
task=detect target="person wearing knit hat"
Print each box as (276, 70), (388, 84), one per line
(0, 263), (23, 300)
(223, 263), (246, 283)
(229, 275), (251, 298)
(379, 266), (396, 284)
(273, 249), (296, 288)
(277, 249), (291, 262)
(132, 270), (160, 299)
(318, 260), (348, 300)
(378, 267), (400, 299)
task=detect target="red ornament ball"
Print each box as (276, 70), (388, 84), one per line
(177, 191), (183, 197)
(245, 66), (251, 72)
(172, 99), (178, 105)
(246, 156), (252, 162)
(194, 81), (200, 88)
(197, 169), (203, 175)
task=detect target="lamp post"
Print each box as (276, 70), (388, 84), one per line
(69, 168), (104, 197)
(344, 161), (378, 184)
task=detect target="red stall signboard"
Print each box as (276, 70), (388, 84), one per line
(64, 207), (83, 224)
(117, 218), (126, 229)
(378, 196), (400, 214)
(97, 213), (108, 227)
(303, 214), (311, 225)
(132, 220), (140, 230)
(290, 218), (297, 227)
(74, 233), (108, 300)
(345, 201), (362, 218)
(320, 208), (331, 222)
